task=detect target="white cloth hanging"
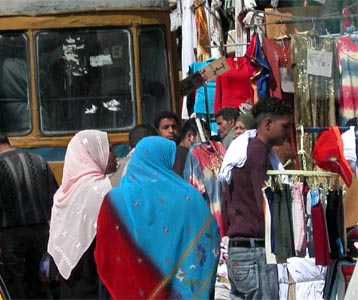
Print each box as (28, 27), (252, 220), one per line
(342, 126), (357, 176)
(181, 0), (197, 119)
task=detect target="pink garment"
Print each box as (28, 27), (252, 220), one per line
(291, 182), (307, 256)
(48, 130), (112, 279)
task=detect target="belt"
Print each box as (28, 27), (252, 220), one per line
(229, 238), (265, 248)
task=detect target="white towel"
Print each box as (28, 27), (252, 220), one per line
(219, 129), (288, 183)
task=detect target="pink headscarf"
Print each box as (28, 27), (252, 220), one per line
(48, 130), (112, 279)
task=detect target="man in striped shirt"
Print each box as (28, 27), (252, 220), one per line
(0, 131), (58, 299)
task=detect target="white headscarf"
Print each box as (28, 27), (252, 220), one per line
(47, 130), (112, 279)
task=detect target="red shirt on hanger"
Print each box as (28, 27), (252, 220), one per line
(214, 56), (256, 113)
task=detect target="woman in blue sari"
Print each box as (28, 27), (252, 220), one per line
(95, 136), (219, 299)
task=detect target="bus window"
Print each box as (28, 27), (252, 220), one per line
(139, 26), (170, 124)
(0, 32), (30, 134)
(36, 28), (135, 135)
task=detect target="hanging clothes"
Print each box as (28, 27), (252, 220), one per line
(291, 31), (337, 128)
(188, 58), (217, 131)
(246, 32), (271, 102)
(310, 188), (331, 266)
(208, 0), (224, 58)
(262, 37), (294, 99)
(194, 0), (211, 61)
(305, 184), (315, 258)
(214, 56), (256, 113)
(291, 181), (307, 256)
(337, 35), (358, 126)
(181, 0), (197, 79)
(272, 183), (296, 261)
(181, 0), (197, 119)
(325, 189), (346, 260)
(184, 140), (226, 237)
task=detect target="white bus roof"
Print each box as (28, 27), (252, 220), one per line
(0, 0), (170, 16)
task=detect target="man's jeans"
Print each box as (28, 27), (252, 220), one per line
(227, 241), (279, 300)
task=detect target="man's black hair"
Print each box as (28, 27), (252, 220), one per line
(214, 106), (239, 121)
(252, 97), (293, 123)
(0, 130), (10, 145)
(153, 111), (180, 130)
(129, 124), (157, 149)
(346, 117), (358, 127)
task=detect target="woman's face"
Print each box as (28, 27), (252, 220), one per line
(106, 145), (118, 174)
(234, 120), (246, 136)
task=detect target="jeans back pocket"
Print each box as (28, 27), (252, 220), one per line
(229, 261), (259, 294)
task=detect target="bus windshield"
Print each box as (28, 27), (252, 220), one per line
(36, 27), (135, 134)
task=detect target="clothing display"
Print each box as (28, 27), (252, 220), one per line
(175, 2), (358, 299)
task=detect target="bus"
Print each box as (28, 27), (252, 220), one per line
(0, 0), (179, 182)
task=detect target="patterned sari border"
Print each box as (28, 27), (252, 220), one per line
(149, 216), (214, 299)
(193, 261), (217, 299)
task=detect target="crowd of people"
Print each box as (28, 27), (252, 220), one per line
(0, 97), (330, 300)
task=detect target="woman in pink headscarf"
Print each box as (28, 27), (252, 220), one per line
(47, 130), (117, 299)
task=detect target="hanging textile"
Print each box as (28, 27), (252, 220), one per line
(246, 32), (271, 102)
(325, 189), (346, 260)
(291, 31), (337, 128)
(337, 35), (358, 126)
(310, 188), (331, 266)
(291, 181), (307, 256)
(209, 0), (224, 58)
(262, 37), (293, 99)
(271, 183), (296, 260)
(187, 58), (217, 131)
(214, 56), (256, 113)
(181, 0), (197, 79)
(194, 0), (211, 61)
(181, 0), (197, 119)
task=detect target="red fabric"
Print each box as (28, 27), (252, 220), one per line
(214, 57), (256, 113)
(311, 202), (331, 266)
(312, 126), (353, 186)
(342, 264), (355, 291)
(94, 197), (170, 300)
(262, 37), (291, 99)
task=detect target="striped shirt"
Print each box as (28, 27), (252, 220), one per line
(0, 149), (58, 228)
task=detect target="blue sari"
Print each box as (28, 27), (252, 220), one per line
(95, 136), (220, 299)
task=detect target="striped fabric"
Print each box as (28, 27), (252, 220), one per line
(0, 149), (58, 227)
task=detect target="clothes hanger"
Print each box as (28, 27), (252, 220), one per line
(308, 18), (318, 47)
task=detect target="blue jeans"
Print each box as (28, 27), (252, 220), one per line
(227, 241), (279, 300)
